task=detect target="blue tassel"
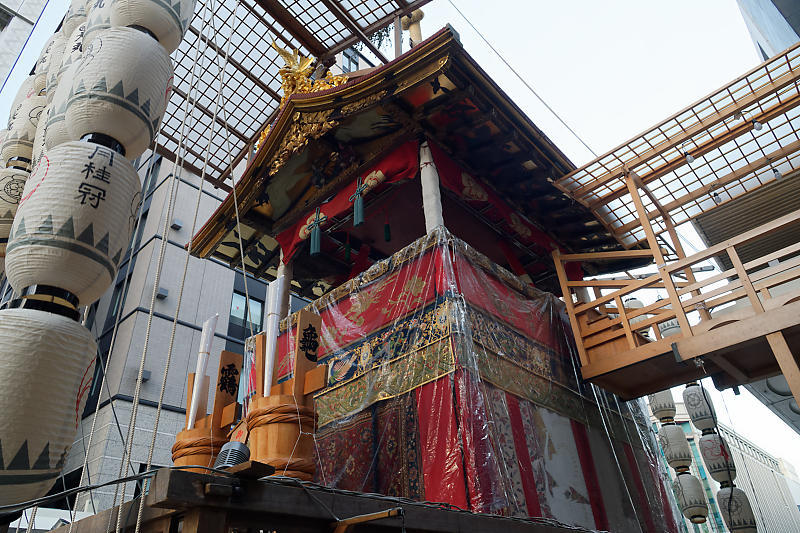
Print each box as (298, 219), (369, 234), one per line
(310, 225), (321, 256)
(353, 194), (364, 227)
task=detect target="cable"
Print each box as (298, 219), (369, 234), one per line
(445, 0), (598, 159)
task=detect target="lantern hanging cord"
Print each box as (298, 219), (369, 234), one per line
(445, 0), (598, 159)
(111, 3), (214, 530)
(132, 0), (243, 531)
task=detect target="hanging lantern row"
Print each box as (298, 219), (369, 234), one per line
(648, 389), (710, 525)
(683, 382), (758, 532)
(0, 0), (195, 510)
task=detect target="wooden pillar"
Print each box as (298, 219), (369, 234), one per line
(419, 141), (444, 234)
(625, 174), (693, 337)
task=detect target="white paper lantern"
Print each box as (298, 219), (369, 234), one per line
(59, 23), (86, 83)
(34, 34), (60, 95)
(673, 473), (708, 524)
(63, 0), (87, 38)
(717, 486), (757, 532)
(648, 389), (675, 421)
(0, 129), (7, 167)
(31, 105), (49, 170)
(683, 382), (717, 432)
(0, 307), (96, 506)
(0, 168), (29, 259)
(83, 0), (110, 47)
(8, 76), (36, 127)
(65, 27), (173, 159)
(658, 317), (681, 338)
(658, 423), (692, 472)
(2, 95), (46, 169)
(6, 141), (141, 305)
(44, 33), (67, 103)
(109, 0), (195, 54)
(699, 433), (737, 484)
(46, 63), (80, 151)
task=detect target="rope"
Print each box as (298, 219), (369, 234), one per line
(132, 0), (239, 529)
(111, 5), (212, 530)
(69, 147), (165, 533)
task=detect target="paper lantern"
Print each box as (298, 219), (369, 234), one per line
(658, 317), (681, 338)
(83, 0), (110, 48)
(31, 105), (49, 171)
(59, 23), (86, 83)
(717, 486), (757, 532)
(46, 63), (80, 151)
(0, 168), (29, 260)
(673, 472), (708, 524)
(109, 0), (195, 54)
(6, 141), (141, 305)
(0, 129), (7, 167)
(45, 33), (67, 103)
(8, 76), (36, 127)
(0, 306), (96, 506)
(65, 27), (173, 159)
(648, 389), (675, 421)
(683, 381), (717, 432)
(2, 95), (46, 170)
(62, 0), (87, 38)
(34, 34), (60, 95)
(658, 423), (692, 472)
(699, 432), (737, 484)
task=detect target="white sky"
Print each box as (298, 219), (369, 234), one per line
(2, 0), (798, 473)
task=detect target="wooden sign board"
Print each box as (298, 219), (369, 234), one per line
(292, 309), (322, 399)
(212, 350), (243, 424)
(229, 420), (248, 443)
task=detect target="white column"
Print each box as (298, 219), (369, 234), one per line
(419, 141), (444, 234)
(276, 254), (293, 319)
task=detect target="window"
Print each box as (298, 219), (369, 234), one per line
(0, 6), (13, 32)
(342, 47), (358, 73)
(228, 291), (263, 338)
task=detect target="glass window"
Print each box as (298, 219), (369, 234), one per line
(229, 291), (263, 333)
(342, 47), (358, 73)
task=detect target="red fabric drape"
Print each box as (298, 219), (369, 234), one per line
(276, 140), (419, 263)
(506, 392), (543, 517)
(415, 377), (468, 508)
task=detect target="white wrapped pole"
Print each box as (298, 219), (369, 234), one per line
(186, 314), (219, 430)
(419, 141), (444, 234)
(263, 274), (285, 396)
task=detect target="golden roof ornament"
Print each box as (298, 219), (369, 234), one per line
(258, 43), (349, 148)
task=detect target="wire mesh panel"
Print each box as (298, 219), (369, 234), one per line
(159, 0), (431, 189)
(554, 42), (800, 246)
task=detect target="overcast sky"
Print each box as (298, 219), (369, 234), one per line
(2, 0), (798, 477)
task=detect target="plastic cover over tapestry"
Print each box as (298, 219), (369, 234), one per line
(263, 228), (681, 532)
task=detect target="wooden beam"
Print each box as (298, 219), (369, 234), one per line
(552, 249), (590, 366)
(257, 0), (328, 57)
(614, 137), (800, 237)
(322, 0), (389, 63)
(556, 249), (656, 261)
(590, 91), (800, 209)
(558, 44), (800, 196)
(766, 332), (800, 406)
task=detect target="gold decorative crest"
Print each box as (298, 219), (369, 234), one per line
(257, 43), (350, 149)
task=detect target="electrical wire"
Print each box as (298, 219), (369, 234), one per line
(445, 0), (598, 159)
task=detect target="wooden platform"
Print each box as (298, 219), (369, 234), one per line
(553, 200), (800, 402)
(53, 468), (595, 533)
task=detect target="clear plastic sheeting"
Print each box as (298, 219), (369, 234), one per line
(265, 228), (680, 532)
